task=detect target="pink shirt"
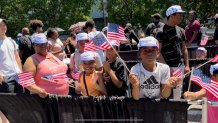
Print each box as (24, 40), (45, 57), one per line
(185, 20), (201, 43)
(33, 53), (69, 95)
(207, 78), (218, 123)
(48, 38), (66, 61)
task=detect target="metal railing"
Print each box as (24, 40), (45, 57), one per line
(188, 97), (218, 123)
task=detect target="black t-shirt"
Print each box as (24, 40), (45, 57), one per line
(214, 26), (218, 41)
(156, 25), (186, 67)
(18, 35), (35, 64)
(145, 22), (164, 37)
(105, 57), (129, 96)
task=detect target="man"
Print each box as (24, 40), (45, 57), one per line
(145, 13), (164, 37)
(183, 47), (207, 100)
(85, 20), (106, 63)
(185, 10), (201, 46)
(103, 40), (130, 96)
(129, 36), (181, 100)
(122, 23), (139, 51)
(156, 5), (190, 99)
(70, 33), (103, 78)
(18, 27), (35, 64)
(196, 47), (207, 59)
(0, 18), (23, 93)
(214, 14), (218, 45)
(29, 19), (44, 40)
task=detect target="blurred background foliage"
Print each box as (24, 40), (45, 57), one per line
(0, 0), (217, 37)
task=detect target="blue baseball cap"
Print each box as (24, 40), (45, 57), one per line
(32, 33), (48, 44)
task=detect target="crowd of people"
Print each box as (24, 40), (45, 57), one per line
(0, 5), (218, 122)
(0, 5), (217, 99)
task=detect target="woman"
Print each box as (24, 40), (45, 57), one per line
(64, 32), (76, 58)
(47, 28), (66, 61)
(22, 33), (69, 97)
(75, 51), (107, 96)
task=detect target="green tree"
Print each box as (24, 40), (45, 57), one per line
(0, 0), (95, 37)
(105, 0), (218, 28)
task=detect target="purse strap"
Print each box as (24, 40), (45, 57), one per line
(83, 71), (89, 96)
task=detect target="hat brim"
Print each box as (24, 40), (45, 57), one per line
(138, 44), (159, 48)
(32, 39), (48, 44)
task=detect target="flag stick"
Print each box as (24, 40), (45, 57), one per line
(104, 29), (131, 73)
(41, 77), (76, 88)
(183, 59), (212, 78)
(187, 67), (194, 92)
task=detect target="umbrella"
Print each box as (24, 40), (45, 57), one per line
(68, 21), (86, 33)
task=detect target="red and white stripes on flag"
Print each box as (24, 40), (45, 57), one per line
(172, 68), (183, 77)
(191, 75), (218, 99)
(107, 23), (127, 42)
(71, 70), (82, 80)
(210, 54), (218, 62)
(200, 34), (209, 46)
(18, 72), (35, 87)
(84, 32), (111, 51)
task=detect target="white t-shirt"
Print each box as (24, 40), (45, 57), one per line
(0, 37), (20, 76)
(70, 50), (103, 71)
(131, 62), (170, 99)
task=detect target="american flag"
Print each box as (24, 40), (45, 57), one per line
(107, 23), (127, 42)
(191, 68), (218, 99)
(71, 70), (82, 80)
(200, 34), (209, 46)
(210, 54), (218, 62)
(18, 72), (35, 87)
(84, 32), (110, 51)
(41, 72), (69, 83)
(172, 68), (183, 77)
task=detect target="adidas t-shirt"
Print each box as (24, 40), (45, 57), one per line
(131, 62), (170, 99)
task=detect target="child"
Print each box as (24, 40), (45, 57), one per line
(75, 51), (107, 96)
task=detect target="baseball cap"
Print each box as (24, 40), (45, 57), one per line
(151, 13), (161, 19)
(137, 36), (159, 49)
(166, 5), (185, 17)
(32, 33), (48, 44)
(0, 18), (7, 24)
(210, 63), (218, 75)
(102, 27), (108, 32)
(109, 40), (119, 47)
(214, 14), (218, 19)
(196, 47), (207, 53)
(76, 33), (89, 42)
(80, 51), (95, 61)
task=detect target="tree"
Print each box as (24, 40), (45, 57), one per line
(105, 0), (218, 29)
(0, 0), (95, 37)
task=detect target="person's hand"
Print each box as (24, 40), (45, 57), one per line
(184, 66), (190, 74)
(0, 72), (3, 85)
(183, 91), (197, 101)
(103, 61), (111, 72)
(166, 77), (182, 88)
(103, 73), (110, 82)
(129, 73), (139, 86)
(38, 89), (48, 98)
